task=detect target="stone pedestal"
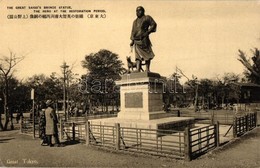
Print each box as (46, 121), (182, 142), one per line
(116, 72), (170, 120)
(90, 72), (195, 133)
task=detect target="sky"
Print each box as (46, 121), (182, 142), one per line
(0, 0), (260, 83)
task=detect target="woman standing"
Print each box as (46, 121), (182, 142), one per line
(45, 100), (61, 147)
(39, 102), (47, 145)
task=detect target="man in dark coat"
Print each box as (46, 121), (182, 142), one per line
(45, 100), (61, 147)
(130, 6), (157, 72)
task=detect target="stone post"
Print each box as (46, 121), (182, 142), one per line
(85, 121), (90, 146)
(115, 123), (120, 150)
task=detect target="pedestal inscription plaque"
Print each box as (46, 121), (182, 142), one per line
(125, 92), (143, 108)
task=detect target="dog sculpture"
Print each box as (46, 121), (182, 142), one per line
(126, 56), (144, 73)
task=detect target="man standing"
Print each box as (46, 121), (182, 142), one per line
(130, 6), (157, 72)
(45, 100), (61, 147)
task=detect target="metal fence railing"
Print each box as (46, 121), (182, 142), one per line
(20, 111), (258, 161)
(120, 126), (185, 159)
(188, 124), (219, 160)
(59, 119), (86, 141)
(233, 112), (257, 137)
(20, 117), (39, 137)
(84, 122), (220, 161)
(88, 123), (117, 148)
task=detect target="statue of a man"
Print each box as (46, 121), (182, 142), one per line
(130, 6), (157, 72)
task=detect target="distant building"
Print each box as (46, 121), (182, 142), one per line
(231, 83), (260, 103)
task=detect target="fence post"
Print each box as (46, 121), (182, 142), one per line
(233, 117), (237, 138)
(177, 110), (180, 117)
(215, 121), (220, 147)
(59, 117), (63, 140)
(72, 122), (75, 141)
(252, 113), (254, 128)
(184, 127), (191, 161)
(246, 114), (249, 132)
(115, 123), (120, 150)
(85, 121), (90, 146)
(255, 112), (258, 127)
(211, 111), (215, 125)
(20, 117), (23, 133)
(100, 122), (102, 144)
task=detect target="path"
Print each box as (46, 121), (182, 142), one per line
(0, 127), (259, 167)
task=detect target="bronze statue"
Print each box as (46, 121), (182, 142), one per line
(130, 6), (157, 72)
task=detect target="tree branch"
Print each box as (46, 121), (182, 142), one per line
(0, 51), (25, 77)
(238, 49), (260, 78)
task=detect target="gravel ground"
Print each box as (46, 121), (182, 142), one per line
(0, 126), (259, 168)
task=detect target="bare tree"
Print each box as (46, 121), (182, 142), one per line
(0, 50), (25, 131)
(177, 67), (199, 112)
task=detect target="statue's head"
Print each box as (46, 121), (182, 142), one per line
(136, 6), (145, 18)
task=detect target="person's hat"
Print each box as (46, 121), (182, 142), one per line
(45, 100), (53, 106)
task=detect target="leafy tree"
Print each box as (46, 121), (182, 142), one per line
(25, 74), (47, 102)
(43, 73), (63, 100)
(222, 72), (241, 84)
(199, 79), (214, 109)
(173, 67), (200, 110)
(10, 80), (31, 113)
(164, 72), (185, 109)
(82, 49), (125, 80)
(183, 73), (241, 110)
(61, 62), (81, 106)
(0, 51), (25, 130)
(24, 73), (63, 103)
(0, 77), (31, 129)
(213, 73), (241, 106)
(222, 73), (241, 104)
(185, 75), (199, 111)
(184, 78), (215, 111)
(81, 49), (126, 113)
(212, 80), (226, 106)
(238, 48), (260, 84)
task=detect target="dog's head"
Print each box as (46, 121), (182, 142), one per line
(126, 56), (131, 62)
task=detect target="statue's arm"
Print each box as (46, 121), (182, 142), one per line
(130, 21), (136, 46)
(141, 16), (157, 39)
(147, 15), (157, 34)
